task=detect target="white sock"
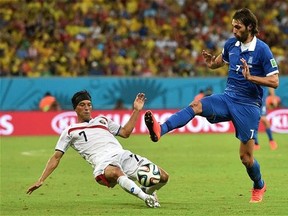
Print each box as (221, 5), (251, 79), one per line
(117, 175), (148, 200)
(144, 182), (166, 195)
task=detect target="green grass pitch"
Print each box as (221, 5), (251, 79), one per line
(1, 133), (287, 215)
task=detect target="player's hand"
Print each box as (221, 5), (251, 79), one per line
(202, 50), (216, 68)
(134, 93), (146, 111)
(26, 181), (43, 195)
(240, 58), (251, 80)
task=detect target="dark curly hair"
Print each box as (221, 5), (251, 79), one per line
(233, 8), (259, 36)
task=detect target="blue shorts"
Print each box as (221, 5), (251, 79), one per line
(200, 93), (261, 143)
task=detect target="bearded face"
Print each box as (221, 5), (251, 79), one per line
(232, 19), (251, 43)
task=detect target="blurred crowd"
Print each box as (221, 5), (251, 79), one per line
(0, 0), (287, 77)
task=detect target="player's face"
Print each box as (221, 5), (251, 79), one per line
(75, 100), (92, 122)
(232, 19), (249, 43)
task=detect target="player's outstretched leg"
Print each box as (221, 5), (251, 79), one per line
(144, 110), (161, 142)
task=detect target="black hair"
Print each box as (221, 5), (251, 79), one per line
(71, 90), (92, 109)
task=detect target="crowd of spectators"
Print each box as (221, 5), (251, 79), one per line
(0, 0), (287, 77)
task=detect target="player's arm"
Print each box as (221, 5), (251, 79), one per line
(240, 58), (279, 88)
(118, 93), (146, 138)
(202, 50), (225, 69)
(26, 150), (64, 195)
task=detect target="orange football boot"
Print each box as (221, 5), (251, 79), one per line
(144, 110), (161, 142)
(250, 183), (267, 203)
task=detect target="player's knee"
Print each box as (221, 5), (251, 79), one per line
(189, 100), (202, 114)
(104, 166), (124, 182)
(95, 174), (116, 188)
(240, 154), (253, 167)
(160, 169), (169, 183)
(111, 168), (123, 179)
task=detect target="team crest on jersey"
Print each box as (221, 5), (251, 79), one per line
(99, 120), (106, 125)
(270, 58), (277, 68)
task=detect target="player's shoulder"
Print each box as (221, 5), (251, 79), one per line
(225, 37), (238, 46)
(254, 38), (275, 61)
(224, 37), (238, 50)
(226, 37), (238, 44)
(59, 125), (70, 136)
(94, 114), (106, 119)
(89, 115), (112, 126)
(93, 115), (109, 122)
(255, 37), (270, 50)
(255, 37), (267, 45)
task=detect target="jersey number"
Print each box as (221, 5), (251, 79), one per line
(236, 64), (241, 72)
(130, 154), (139, 162)
(250, 129), (255, 139)
(79, 131), (88, 141)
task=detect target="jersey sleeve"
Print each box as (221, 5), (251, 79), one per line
(55, 128), (72, 153)
(260, 44), (279, 76)
(222, 47), (228, 64)
(107, 118), (121, 136)
(222, 38), (236, 64)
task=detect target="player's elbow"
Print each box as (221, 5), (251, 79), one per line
(119, 128), (131, 138)
(270, 74), (279, 89)
(270, 79), (279, 89)
(274, 80), (279, 89)
(122, 133), (130, 139)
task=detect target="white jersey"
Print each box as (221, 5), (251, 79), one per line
(55, 115), (126, 174)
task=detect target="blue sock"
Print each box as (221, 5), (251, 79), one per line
(161, 106), (195, 135)
(246, 159), (264, 189)
(254, 136), (259, 145)
(265, 128), (273, 141)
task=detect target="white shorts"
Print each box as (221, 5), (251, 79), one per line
(93, 150), (152, 181)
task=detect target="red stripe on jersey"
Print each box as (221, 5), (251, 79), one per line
(68, 125), (108, 135)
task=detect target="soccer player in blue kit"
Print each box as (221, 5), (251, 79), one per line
(144, 8), (279, 203)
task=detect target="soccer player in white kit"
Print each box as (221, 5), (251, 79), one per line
(27, 90), (169, 208)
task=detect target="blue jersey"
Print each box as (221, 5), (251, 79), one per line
(222, 36), (279, 107)
(260, 87), (269, 116)
(262, 86), (269, 100)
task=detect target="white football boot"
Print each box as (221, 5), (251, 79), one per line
(142, 186), (161, 208)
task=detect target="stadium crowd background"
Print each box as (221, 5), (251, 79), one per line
(0, 0), (287, 77)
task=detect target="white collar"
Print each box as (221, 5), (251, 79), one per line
(235, 36), (257, 51)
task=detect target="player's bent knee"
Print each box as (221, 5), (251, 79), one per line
(159, 168), (169, 183)
(95, 174), (116, 188)
(189, 100), (202, 114)
(240, 155), (253, 167)
(105, 165), (124, 178)
(110, 168), (121, 177)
